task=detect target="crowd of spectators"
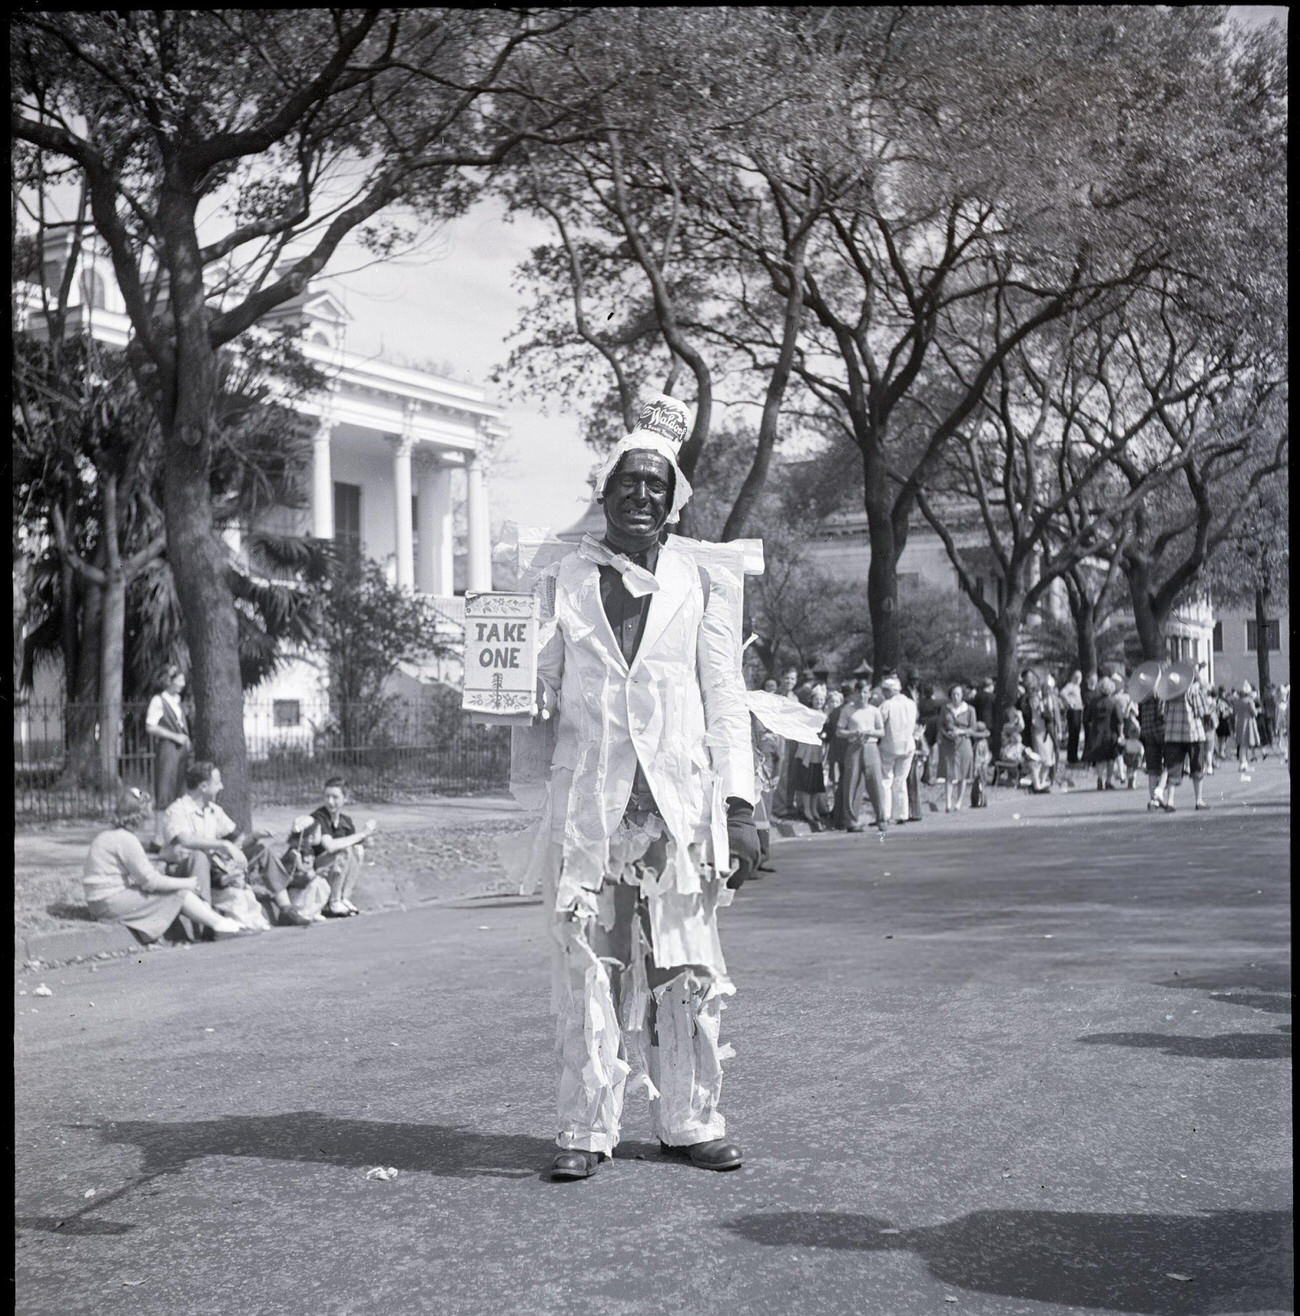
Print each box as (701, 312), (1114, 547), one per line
(748, 660), (1288, 861)
(82, 765), (377, 945)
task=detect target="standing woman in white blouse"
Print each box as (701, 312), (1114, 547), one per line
(146, 664), (191, 846)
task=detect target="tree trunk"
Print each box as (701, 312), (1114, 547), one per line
(1071, 597), (1097, 679)
(154, 191), (253, 829)
(1254, 585), (1272, 696)
(1124, 558), (1165, 661)
(65, 573), (103, 786)
(862, 451), (900, 671)
(163, 444), (251, 830)
(721, 239), (806, 542)
(991, 616), (1021, 760)
(97, 471), (125, 790)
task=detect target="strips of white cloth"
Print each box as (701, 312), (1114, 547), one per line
(746, 689), (827, 745)
(577, 534), (662, 598)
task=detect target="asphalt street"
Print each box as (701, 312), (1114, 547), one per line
(14, 769), (1292, 1316)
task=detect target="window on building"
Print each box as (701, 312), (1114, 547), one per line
(1213, 621), (1223, 652)
(272, 700), (301, 728)
(1246, 618), (1280, 652)
(334, 482), (362, 560)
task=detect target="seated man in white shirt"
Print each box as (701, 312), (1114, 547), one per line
(162, 760), (313, 928)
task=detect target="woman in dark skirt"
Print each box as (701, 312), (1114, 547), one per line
(83, 788), (246, 942)
(1084, 676), (1123, 788)
(146, 664), (191, 845)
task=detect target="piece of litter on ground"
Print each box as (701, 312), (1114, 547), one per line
(205, 1028), (215, 1033)
(33, 984), (53, 998)
(83, 1189), (96, 1198)
(1043, 935), (1053, 939)
(389, 1041), (399, 1047)
(1011, 813), (1021, 820)
(1164, 1014), (1175, 1021)
(121, 1280), (146, 1288)
(879, 1228), (901, 1235)
(944, 1297), (959, 1304)
(478, 925), (490, 930)
(365, 1166), (399, 1181)
(1165, 1273), (1193, 1282)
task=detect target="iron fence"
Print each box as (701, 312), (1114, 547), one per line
(13, 697), (511, 825)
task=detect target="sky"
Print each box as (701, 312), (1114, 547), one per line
(321, 201), (597, 538)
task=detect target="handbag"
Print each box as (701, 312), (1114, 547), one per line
(970, 772), (987, 808)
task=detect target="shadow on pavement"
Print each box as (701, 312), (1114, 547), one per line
(90, 1111), (553, 1179)
(17, 1114), (563, 1237)
(1157, 964), (1291, 995)
(721, 1207), (1292, 1314)
(1206, 992), (1293, 1016)
(1077, 1031), (1290, 1061)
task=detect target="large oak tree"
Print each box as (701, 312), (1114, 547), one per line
(12, 8), (583, 825)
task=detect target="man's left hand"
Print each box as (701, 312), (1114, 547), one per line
(725, 798), (760, 889)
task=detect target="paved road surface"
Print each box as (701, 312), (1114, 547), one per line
(15, 770), (1291, 1315)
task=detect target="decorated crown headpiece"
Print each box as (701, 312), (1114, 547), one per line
(627, 392), (691, 453)
(594, 392), (695, 522)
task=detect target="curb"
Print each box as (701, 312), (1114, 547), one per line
(16, 923), (141, 968)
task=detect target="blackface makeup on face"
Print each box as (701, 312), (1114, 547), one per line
(602, 451), (673, 552)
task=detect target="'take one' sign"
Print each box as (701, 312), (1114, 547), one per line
(461, 592), (538, 719)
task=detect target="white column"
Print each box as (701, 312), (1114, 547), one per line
(417, 462), (454, 596)
(392, 435), (414, 591)
(465, 458), (492, 592)
(311, 420), (334, 540)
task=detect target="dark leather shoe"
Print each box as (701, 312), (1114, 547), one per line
(278, 905), (313, 927)
(549, 1149), (603, 1181)
(659, 1138), (742, 1170)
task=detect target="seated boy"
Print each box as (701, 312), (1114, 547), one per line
(303, 777), (377, 918)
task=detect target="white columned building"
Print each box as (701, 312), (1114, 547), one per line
(16, 236), (510, 753)
(416, 460), (455, 596)
(311, 416), (335, 540)
(464, 456), (493, 593)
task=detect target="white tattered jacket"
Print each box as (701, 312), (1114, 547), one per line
(534, 539), (755, 914)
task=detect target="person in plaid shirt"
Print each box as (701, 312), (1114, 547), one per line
(1159, 677), (1213, 811)
(1137, 692), (1169, 812)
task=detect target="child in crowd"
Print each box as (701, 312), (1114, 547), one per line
(297, 777), (377, 918)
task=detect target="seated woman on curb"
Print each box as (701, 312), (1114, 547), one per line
(83, 787), (247, 942)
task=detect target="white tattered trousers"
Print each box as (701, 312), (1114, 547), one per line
(552, 823), (732, 1156)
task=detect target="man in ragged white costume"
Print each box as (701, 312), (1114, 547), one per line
(522, 394), (761, 1181)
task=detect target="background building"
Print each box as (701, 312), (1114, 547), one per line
(15, 235), (506, 755)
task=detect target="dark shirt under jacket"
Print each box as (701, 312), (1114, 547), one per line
(597, 540), (661, 808)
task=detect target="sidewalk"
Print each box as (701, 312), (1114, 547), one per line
(15, 758), (1289, 968)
